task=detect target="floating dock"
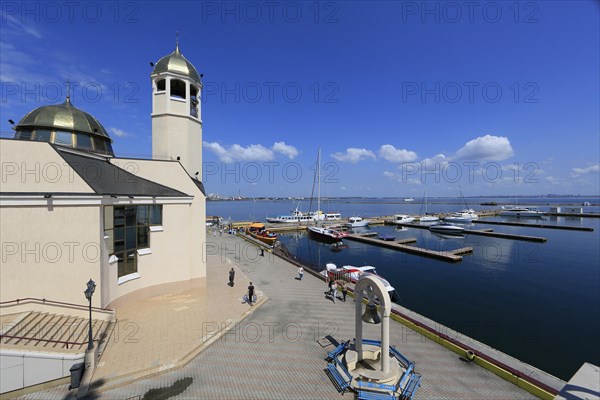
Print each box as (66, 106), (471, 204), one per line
(473, 220), (594, 231)
(395, 223), (548, 243)
(345, 234), (472, 263)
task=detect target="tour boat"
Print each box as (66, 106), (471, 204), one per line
(266, 208), (325, 223)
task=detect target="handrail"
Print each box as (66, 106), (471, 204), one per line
(0, 333), (98, 349)
(387, 307), (559, 395)
(0, 297), (113, 313)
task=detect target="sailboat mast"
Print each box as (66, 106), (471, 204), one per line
(317, 148), (321, 222)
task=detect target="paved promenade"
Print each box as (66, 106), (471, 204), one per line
(19, 233), (538, 399)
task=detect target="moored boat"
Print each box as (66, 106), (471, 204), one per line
(266, 208), (325, 223)
(429, 222), (464, 235)
(346, 216), (370, 228)
(378, 234), (396, 241)
(308, 226), (349, 243)
(444, 209), (478, 223)
(499, 206), (545, 218)
(419, 215), (440, 223)
(320, 263), (397, 299)
(393, 214), (415, 224)
(246, 223), (278, 245)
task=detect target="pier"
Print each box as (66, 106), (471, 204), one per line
(472, 219), (594, 231)
(395, 223), (548, 243)
(345, 234), (472, 263)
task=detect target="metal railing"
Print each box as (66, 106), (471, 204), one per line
(0, 297), (113, 313)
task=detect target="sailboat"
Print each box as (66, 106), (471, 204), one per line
(444, 187), (478, 223)
(419, 186), (439, 223)
(307, 149), (348, 243)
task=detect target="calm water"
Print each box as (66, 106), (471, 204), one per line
(208, 198), (600, 380)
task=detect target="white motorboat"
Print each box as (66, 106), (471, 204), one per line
(320, 263), (397, 299)
(444, 209), (478, 223)
(404, 198), (415, 202)
(346, 216), (370, 228)
(393, 214), (415, 224)
(499, 206), (545, 218)
(429, 223), (464, 235)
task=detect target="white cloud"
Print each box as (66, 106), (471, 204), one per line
(2, 14), (42, 38)
(203, 142), (274, 163)
(571, 164), (600, 177)
(272, 141), (298, 159)
(204, 141), (300, 163)
(109, 127), (133, 138)
(419, 153), (450, 168)
(379, 144), (417, 163)
(331, 148), (376, 163)
(453, 135), (514, 161)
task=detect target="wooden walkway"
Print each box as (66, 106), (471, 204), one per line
(396, 223), (548, 243)
(472, 220), (594, 231)
(345, 234), (472, 263)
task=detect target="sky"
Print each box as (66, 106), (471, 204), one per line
(1, 1), (598, 197)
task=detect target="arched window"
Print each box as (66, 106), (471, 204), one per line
(156, 79), (166, 92)
(170, 79), (186, 99)
(190, 85), (199, 117)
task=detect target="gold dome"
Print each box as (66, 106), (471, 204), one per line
(152, 44), (201, 83)
(16, 97), (110, 138)
(15, 97), (114, 156)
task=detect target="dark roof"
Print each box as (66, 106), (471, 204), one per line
(191, 178), (206, 196)
(58, 149), (189, 197)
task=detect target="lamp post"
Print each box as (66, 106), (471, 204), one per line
(84, 279), (96, 350)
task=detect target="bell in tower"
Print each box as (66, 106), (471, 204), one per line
(150, 34), (203, 178)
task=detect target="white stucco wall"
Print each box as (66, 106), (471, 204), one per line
(0, 140), (94, 194)
(0, 205), (102, 307)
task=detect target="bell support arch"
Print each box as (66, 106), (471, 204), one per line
(354, 275), (392, 374)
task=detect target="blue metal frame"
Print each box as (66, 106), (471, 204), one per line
(324, 338), (422, 400)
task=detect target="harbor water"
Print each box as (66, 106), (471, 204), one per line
(208, 198), (600, 380)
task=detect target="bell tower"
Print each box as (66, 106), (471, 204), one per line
(151, 38), (202, 177)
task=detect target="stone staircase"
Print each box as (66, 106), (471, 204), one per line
(1, 311), (113, 354)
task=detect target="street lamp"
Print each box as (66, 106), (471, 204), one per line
(84, 279), (96, 350)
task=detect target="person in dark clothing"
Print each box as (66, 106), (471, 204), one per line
(341, 282), (348, 302)
(248, 282), (255, 306)
(228, 268), (235, 286)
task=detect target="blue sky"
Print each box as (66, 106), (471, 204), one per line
(1, 1), (598, 197)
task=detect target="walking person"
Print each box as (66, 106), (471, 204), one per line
(331, 282), (338, 303)
(228, 267), (235, 287)
(248, 282), (255, 306)
(327, 279), (334, 296)
(341, 282), (348, 302)
(298, 267), (304, 281)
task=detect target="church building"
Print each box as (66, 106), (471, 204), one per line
(0, 43), (206, 394)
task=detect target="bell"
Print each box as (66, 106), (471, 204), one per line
(361, 303), (381, 324)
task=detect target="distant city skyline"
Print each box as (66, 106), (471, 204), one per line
(1, 1), (598, 197)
